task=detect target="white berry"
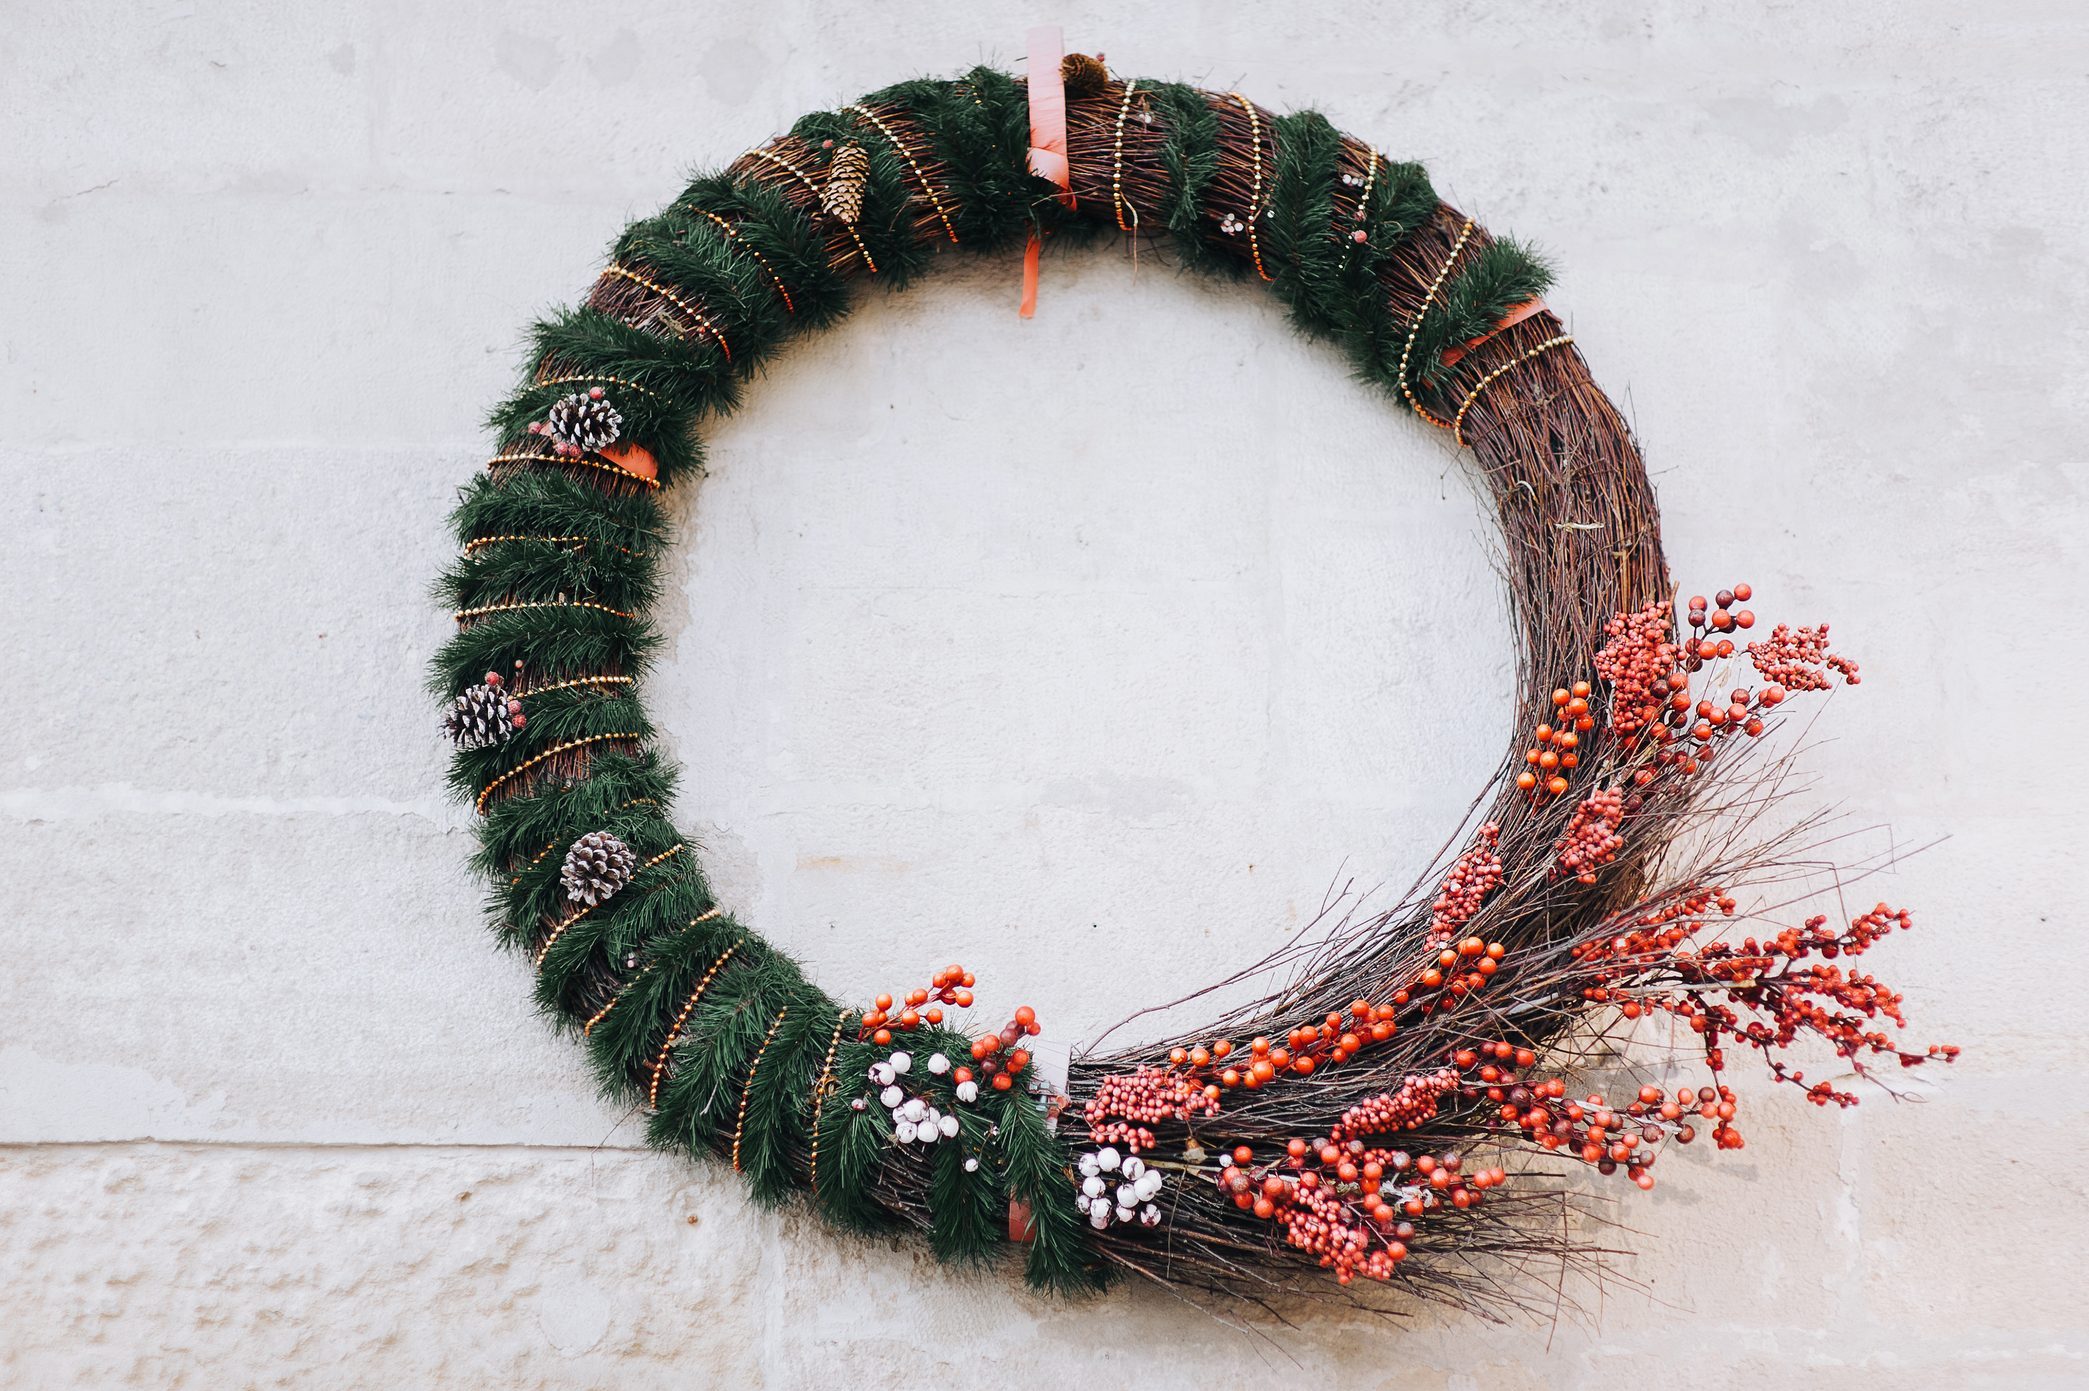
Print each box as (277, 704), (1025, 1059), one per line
(879, 1085), (903, 1109)
(955, 1080), (979, 1104)
(1096, 1147), (1121, 1172)
(895, 1120), (918, 1143)
(926, 1052), (950, 1075)
(1121, 1156), (1146, 1182)
(1082, 1175), (1106, 1198)
(938, 1114), (960, 1138)
(889, 1052), (912, 1075)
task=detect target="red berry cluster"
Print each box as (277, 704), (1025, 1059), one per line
(968, 1004), (1041, 1092)
(1687, 584), (1756, 637)
(1399, 936), (1509, 1016)
(1573, 899), (1955, 1113)
(1428, 823), (1502, 940)
(1747, 621), (1860, 693)
(1516, 681), (1594, 797)
(1219, 1135), (1510, 1286)
(479, 670), (526, 732)
(1553, 787), (1625, 884)
(1327, 1069), (1461, 1143)
(1465, 1038), (1686, 1183)
(1081, 1067), (1221, 1154)
(861, 963), (975, 1044)
(1596, 584), (1800, 789)
(1593, 602), (1680, 737)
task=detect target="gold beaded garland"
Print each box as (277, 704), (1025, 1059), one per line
(529, 370), (666, 400)
(1452, 333), (1576, 446)
(531, 842), (685, 968)
(461, 534), (648, 559)
(1110, 80), (1140, 233)
(452, 598), (639, 623)
(741, 146), (881, 273)
(511, 673), (636, 699)
(1230, 93), (1274, 283)
(731, 1006), (792, 1172)
(806, 1009), (853, 1197)
(581, 904), (723, 1038)
(603, 263), (733, 361)
(683, 205), (798, 314)
(647, 936), (744, 1110)
(846, 103), (960, 244)
(475, 732), (643, 814)
(487, 450), (661, 490)
(1397, 216), (1477, 431)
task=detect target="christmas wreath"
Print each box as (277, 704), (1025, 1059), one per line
(433, 52), (1953, 1318)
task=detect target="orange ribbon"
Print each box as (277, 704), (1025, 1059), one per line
(1021, 25), (1075, 318)
(1440, 298), (1548, 367)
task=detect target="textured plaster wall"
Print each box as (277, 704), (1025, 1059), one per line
(3, 2), (2085, 1386)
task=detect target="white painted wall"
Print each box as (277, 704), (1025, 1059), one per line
(3, 2), (2084, 1385)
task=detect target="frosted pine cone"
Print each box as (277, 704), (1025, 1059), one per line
(545, 388), (623, 453)
(445, 673), (524, 749)
(561, 830), (637, 907)
(821, 143), (869, 225)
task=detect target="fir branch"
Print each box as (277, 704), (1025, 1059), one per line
(674, 173), (853, 331)
(786, 109), (939, 289)
(529, 859), (708, 1014)
(497, 803), (685, 940)
(650, 948), (803, 1154)
(471, 751), (675, 876)
(443, 687), (651, 801)
(431, 603), (657, 697)
(1401, 237), (1556, 397)
(814, 1039), (902, 1234)
(582, 909), (744, 1106)
(736, 1003), (838, 1206)
(447, 468), (670, 556)
(990, 1085), (1107, 1295)
(1146, 82), (1229, 276)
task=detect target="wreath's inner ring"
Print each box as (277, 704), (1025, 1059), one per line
(657, 257), (1520, 1042)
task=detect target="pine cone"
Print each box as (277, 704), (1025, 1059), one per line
(821, 143), (870, 225)
(561, 829), (638, 907)
(546, 389), (624, 453)
(1060, 52), (1109, 99)
(445, 677), (524, 750)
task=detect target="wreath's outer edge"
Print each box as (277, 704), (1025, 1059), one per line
(433, 63), (1950, 1319)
